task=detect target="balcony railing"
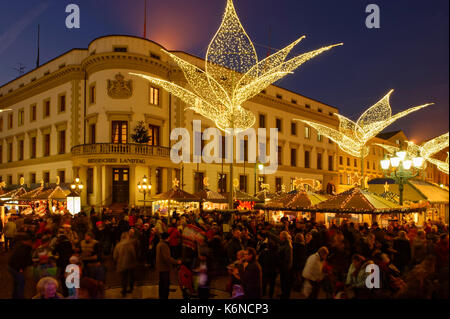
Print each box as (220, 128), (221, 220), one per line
(71, 143), (171, 157)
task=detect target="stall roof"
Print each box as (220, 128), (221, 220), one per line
(194, 189), (228, 203)
(368, 178), (449, 204)
(152, 187), (200, 202)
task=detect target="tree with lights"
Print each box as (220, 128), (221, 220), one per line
(297, 90), (433, 185)
(132, 0), (342, 206)
(131, 121), (150, 144)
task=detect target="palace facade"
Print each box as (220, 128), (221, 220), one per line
(0, 35), (340, 208)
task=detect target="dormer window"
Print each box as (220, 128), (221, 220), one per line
(114, 46), (128, 52)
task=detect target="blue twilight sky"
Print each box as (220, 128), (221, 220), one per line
(0, 0), (448, 142)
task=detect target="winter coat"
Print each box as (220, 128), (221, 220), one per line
(292, 242), (307, 272)
(240, 261), (262, 299)
(393, 238), (411, 271)
(278, 241), (293, 271)
(226, 237), (244, 262)
(302, 252), (325, 282)
(113, 239), (137, 272)
(4, 221), (17, 238)
(156, 240), (178, 272)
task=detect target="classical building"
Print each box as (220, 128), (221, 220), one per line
(336, 136), (397, 192)
(0, 35), (340, 208)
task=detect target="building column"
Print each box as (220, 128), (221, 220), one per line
(101, 165), (107, 206)
(162, 168), (169, 192)
(129, 166), (136, 206)
(94, 165), (102, 208)
(150, 166), (157, 196)
(78, 166), (87, 207)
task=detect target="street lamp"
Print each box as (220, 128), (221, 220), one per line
(254, 162), (265, 195)
(380, 151), (424, 206)
(137, 175), (152, 215)
(70, 177), (84, 195)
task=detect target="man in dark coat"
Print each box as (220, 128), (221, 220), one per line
(239, 247), (262, 299)
(8, 233), (33, 299)
(156, 232), (181, 299)
(226, 227), (244, 263)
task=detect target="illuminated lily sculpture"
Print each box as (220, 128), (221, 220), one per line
(376, 132), (449, 175)
(297, 90), (433, 183)
(131, 0), (342, 205)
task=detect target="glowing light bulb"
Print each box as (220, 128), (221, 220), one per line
(380, 159), (390, 170)
(396, 151), (407, 161)
(413, 157), (424, 168)
(390, 157), (401, 168)
(402, 160), (412, 170)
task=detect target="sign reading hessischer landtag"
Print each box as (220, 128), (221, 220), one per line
(87, 158), (145, 164)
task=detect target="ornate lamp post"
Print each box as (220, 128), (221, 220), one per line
(380, 151), (424, 206)
(70, 177), (84, 194)
(137, 175), (152, 215)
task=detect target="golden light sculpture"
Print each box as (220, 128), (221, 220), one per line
(376, 132), (449, 174)
(131, 0), (342, 133)
(297, 90), (433, 179)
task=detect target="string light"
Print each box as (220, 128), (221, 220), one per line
(297, 90), (432, 159)
(131, 0), (342, 133)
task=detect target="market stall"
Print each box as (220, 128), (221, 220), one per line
(313, 187), (427, 227)
(151, 186), (200, 216)
(194, 189), (228, 210)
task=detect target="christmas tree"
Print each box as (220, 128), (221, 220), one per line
(131, 121), (150, 144)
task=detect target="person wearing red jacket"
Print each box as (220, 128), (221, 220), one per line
(168, 220), (181, 259)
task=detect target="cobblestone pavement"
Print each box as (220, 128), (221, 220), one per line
(0, 250), (305, 299)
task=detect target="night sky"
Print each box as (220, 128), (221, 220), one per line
(0, 0), (448, 142)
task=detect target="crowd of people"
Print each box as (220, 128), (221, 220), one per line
(0, 205), (448, 299)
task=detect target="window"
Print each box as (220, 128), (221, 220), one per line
(89, 84), (96, 104)
(276, 94), (282, 99)
(17, 174), (23, 184)
(367, 161), (370, 169)
(317, 132), (322, 142)
(43, 172), (50, 184)
(318, 108), (323, 113)
(30, 104), (37, 121)
(290, 148), (297, 167)
(291, 122), (297, 136)
(155, 168), (162, 194)
(328, 155), (333, 171)
(8, 113), (13, 129)
(18, 140), (24, 161)
(304, 150), (310, 168)
(304, 126), (310, 139)
(218, 173), (227, 193)
(7, 175), (12, 185)
(328, 139), (333, 144)
(111, 121), (128, 144)
(317, 153), (323, 170)
(373, 162), (376, 170)
(44, 134), (50, 156)
(149, 87), (160, 105)
(291, 99), (297, 104)
(275, 177), (282, 192)
(30, 173), (36, 185)
(354, 159), (357, 167)
(87, 168), (94, 194)
(59, 95), (66, 113)
(243, 140), (248, 162)
(30, 136), (37, 159)
(148, 124), (160, 146)
(277, 146), (282, 165)
(150, 52), (161, 60)
(339, 156), (343, 165)
(194, 172), (204, 193)
(305, 104), (311, 109)
(276, 118), (282, 132)
(347, 158), (350, 166)
(259, 114), (266, 128)
(329, 112), (333, 116)
(44, 100), (50, 117)
(239, 175), (248, 192)
(90, 124), (96, 144)
(18, 109), (24, 126)
(7, 142), (13, 162)
(114, 46), (128, 52)
(57, 170), (65, 184)
(58, 130), (66, 154)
